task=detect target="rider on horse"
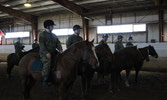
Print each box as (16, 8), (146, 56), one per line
(99, 34), (108, 45)
(66, 25), (83, 48)
(114, 35), (124, 52)
(126, 36), (134, 47)
(39, 19), (63, 88)
(14, 37), (25, 60)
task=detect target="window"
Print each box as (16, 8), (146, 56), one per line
(133, 24), (146, 32)
(97, 24), (146, 34)
(5, 31), (30, 38)
(52, 28), (73, 36)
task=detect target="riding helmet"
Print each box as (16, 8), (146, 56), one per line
(73, 25), (81, 31)
(102, 34), (108, 38)
(117, 35), (123, 39)
(129, 36), (133, 40)
(43, 20), (55, 28)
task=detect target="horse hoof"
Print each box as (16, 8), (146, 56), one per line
(117, 88), (120, 92)
(125, 83), (130, 87)
(125, 82), (130, 87)
(109, 90), (113, 93)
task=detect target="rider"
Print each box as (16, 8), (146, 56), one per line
(14, 37), (25, 59)
(99, 34), (108, 45)
(39, 19), (63, 88)
(114, 35), (124, 52)
(126, 36), (134, 47)
(66, 25), (83, 48)
(32, 39), (39, 49)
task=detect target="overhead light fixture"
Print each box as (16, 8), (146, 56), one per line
(24, 0), (31, 7)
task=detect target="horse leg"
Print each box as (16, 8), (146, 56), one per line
(81, 75), (86, 99)
(125, 69), (131, 87)
(135, 66), (141, 83)
(6, 63), (14, 79)
(22, 76), (36, 100)
(109, 72), (114, 93)
(58, 84), (67, 100)
(109, 71), (119, 93)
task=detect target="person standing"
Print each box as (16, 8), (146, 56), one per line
(114, 35), (124, 52)
(39, 19), (63, 87)
(66, 25), (83, 48)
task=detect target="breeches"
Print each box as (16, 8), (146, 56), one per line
(41, 56), (51, 77)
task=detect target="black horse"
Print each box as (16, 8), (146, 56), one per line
(7, 48), (39, 78)
(124, 45), (158, 87)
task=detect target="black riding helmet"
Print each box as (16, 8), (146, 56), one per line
(102, 34), (108, 38)
(129, 36), (133, 40)
(43, 20), (55, 28)
(117, 35), (123, 39)
(73, 25), (81, 31)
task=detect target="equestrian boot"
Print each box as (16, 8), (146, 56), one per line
(42, 76), (47, 88)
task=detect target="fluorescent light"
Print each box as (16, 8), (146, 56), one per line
(52, 29), (73, 36)
(24, 1), (31, 7)
(97, 24), (146, 34)
(5, 32), (30, 38)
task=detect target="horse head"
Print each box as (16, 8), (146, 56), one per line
(148, 45), (158, 58)
(81, 39), (99, 69)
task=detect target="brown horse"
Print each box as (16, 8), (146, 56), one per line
(78, 43), (113, 98)
(80, 45), (144, 93)
(124, 45), (158, 87)
(19, 40), (99, 100)
(7, 48), (39, 78)
(111, 46), (144, 91)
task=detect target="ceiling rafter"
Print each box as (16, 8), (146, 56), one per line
(52, 0), (87, 16)
(0, 4), (37, 22)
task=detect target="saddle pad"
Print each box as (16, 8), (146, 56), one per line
(29, 59), (43, 72)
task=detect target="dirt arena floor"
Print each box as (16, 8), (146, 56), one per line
(0, 62), (167, 100)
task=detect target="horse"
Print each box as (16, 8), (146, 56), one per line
(78, 43), (113, 98)
(7, 48), (39, 78)
(134, 45), (158, 83)
(19, 40), (99, 100)
(111, 46), (144, 91)
(124, 45), (158, 87)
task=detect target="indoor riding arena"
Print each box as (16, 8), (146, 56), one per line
(0, 0), (167, 100)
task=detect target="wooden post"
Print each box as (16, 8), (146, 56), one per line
(158, 10), (164, 42)
(82, 17), (89, 40)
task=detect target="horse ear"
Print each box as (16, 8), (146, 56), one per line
(91, 39), (94, 43)
(134, 45), (137, 49)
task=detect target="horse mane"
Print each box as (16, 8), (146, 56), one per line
(96, 44), (113, 57)
(53, 41), (86, 66)
(63, 41), (85, 54)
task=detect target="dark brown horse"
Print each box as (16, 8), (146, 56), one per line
(7, 48), (39, 78)
(19, 40), (99, 100)
(78, 43), (113, 98)
(111, 46), (144, 91)
(124, 45), (158, 87)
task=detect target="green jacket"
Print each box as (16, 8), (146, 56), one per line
(126, 42), (133, 47)
(39, 30), (62, 57)
(99, 40), (107, 45)
(14, 41), (24, 54)
(66, 34), (83, 48)
(115, 41), (124, 52)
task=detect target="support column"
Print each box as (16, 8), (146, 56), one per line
(158, 10), (164, 42)
(31, 16), (38, 41)
(82, 17), (89, 40)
